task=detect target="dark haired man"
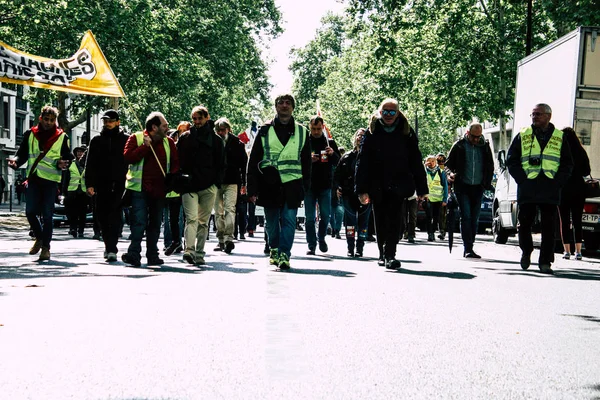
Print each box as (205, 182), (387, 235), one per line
(121, 112), (179, 267)
(9, 106), (73, 261)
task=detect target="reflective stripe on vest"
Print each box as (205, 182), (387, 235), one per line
(427, 170), (443, 202)
(27, 133), (66, 183)
(67, 161), (85, 192)
(125, 132), (171, 192)
(520, 127), (563, 179)
(260, 124), (305, 183)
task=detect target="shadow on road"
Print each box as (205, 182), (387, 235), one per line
(499, 267), (600, 281)
(561, 314), (600, 325)
(197, 261), (258, 274)
(274, 267), (356, 278)
(392, 268), (476, 279)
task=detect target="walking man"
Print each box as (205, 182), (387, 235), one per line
(8, 106), (73, 261)
(506, 103), (573, 274)
(305, 116), (340, 255)
(121, 112), (179, 267)
(445, 123), (494, 258)
(64, 145), (88, 238)
(247, 94), (311, 270)
(85, 109), (130, 262)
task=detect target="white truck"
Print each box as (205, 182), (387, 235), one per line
(493, 26), (600, 251)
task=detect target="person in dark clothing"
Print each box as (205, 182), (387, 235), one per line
(445, 123), (494, 258)
(507, 103), (573, 274)
(62, 145), (88, 238)
(85, 109), (130, 262)
(9, 105), (73, 261)
(247, 94), (311, 270)
(334, 128), (372, 258)
(355, 98), (428, 270)
(305, 116), (340, 255)
(0, 174), (5, 204)
(558, 127), (590, 261)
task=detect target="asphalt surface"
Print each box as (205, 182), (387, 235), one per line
(1, 214), (599, 400)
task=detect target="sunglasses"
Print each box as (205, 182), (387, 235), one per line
(530, 112), (548, 117)
(381, 109), (397, 116)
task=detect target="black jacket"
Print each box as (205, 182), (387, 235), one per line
(308, 134), (340, 192)
(506, 123), (573, 205)
(221, 132), (248, 186)
(177, 122), (225, 192)
(247, 117), (311, 208)
(84, 127), (129, 193)
(355, 116), (428, 201)
(561, 129), (591, 202)
(445, 135), (495, 191)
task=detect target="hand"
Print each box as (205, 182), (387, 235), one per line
(57, 159), (69, 170)
(337, 188), (342, 199)
(447, 173), (455, 183)
(248, 195), (257, 203)
(142, 135), (152, 146)
(325, 146), (334, 155)
(358, 193), (370, 205)
(86, 187), (95, 197)
(240, 185), (247, 195)
(442, 202), (447, 207)
(311, 152), (319, 163)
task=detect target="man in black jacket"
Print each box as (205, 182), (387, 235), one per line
(213, 117), (247, 254)
(445, 122), (495, 258)
(355, 98), (428, 270)
(177, 105), (225, 266)
(84, 109), (130, 262)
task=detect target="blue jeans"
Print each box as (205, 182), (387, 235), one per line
(264, 203), (298, 257)
(128, 191), (165, 261)
(26, 177), (57, 248)
(342, 196), (371, 252)
(304, 188), (332, 250)
(331, 197), (344, 233)
(455, 184), (484, 253)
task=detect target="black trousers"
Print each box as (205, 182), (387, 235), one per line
(559, 194), (585, 244)
(96, 189), (124, 254)
(66, 191), (88, 234)
(373, 191), (404, 260)
(518, 203), (558, 264)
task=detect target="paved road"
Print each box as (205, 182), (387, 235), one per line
(1, 217), (599, 399)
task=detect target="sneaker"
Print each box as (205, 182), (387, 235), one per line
(248, 231), (254, 238)
(183, 252), (196, 265)
(214, 243), (224, 252)
(263, 243), (270, 255)
(575, 253), (583, 261)
(121, 253), (141, 267)
(278, 253), (290, 270)
(224, 241), (235, 254)
(520, 253), (531, 270)
(165, 242), (182, 256)
(318, 240), (328, 253)
(347, 249), (354, 258)
(39, 247), (50, 261)
(269, 248), (279, 265)
(464, 251), (482, 259)
(195, 258), (206, 266)
(438, 232), (446, 240)
(562, 252), (570, 260)
(147, 257), (164, 266)
(377, 257), (386, 267)
(539, 263), (554, 274)
(306, 248), (315, 255)
(106, 252), (117, 262)
(385, 258), (401, 270)
(355, 250), (363, 258)
(29, 239), (42, 255)
(427, 233), (435, 242)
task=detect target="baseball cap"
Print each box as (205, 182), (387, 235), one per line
(101, 109), (120, 120)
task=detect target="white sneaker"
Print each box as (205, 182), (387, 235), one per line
(562, 252), (570, 260)
(106, 252), (117, 262)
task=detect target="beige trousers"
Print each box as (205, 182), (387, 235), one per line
(214, 184), (238, 244)
(182, 184), (218, 261)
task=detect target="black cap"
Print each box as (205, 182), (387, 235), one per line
(73, 145), (87, 153)
(101, 109), (119, 120)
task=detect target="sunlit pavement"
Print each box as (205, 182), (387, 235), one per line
(1, 220), (599, 399)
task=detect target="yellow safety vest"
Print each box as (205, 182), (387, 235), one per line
(125, 132), (171, 192)
(260, 124), (306, 183)
(67, 161), (85, 192)
(427, 169), (443, 202)
(520, 127), (563, 179)
(27, 133), (66, 183)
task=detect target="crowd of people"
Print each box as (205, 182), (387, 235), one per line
(7, 99), (590, 274)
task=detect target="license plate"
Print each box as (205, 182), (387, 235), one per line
(582, 213), (600, 223)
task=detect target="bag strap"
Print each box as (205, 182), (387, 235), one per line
(149, 143), (166, 177)
(27, 152), (48, 179)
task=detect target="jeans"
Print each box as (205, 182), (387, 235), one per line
(518, 203), (557, 264)
(163, 196), (184, 246)
(264, 203), (298, 257)
(455, 184), (484, 253)
(304, 188), (332, 250)
(342, 196), (371, 253)
(401, 198), (418, 238)
(26, 177), (56, 248)
(247, 202), (257, 231)
(127, 191), (165, 261)
(235, 197), (248, 237)
(331, 196), (344, 233)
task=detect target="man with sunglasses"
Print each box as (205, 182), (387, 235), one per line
(506, 103), (573, 274)
(355, 98), (428, 270)
(247, 94), (311, 270)
(446, 123), (494, 259)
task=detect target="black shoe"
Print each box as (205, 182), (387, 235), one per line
(306, 248), (316, 255)
(263, 244), (270, 255)
(147, 257), (164, 266)
(539, 263), (554, 274)
(427, 233), (435, 242)
(78, 232), (84, 238)
(354, 251), (363, 258)
(165, 242), (182, 256)
(347, 249), (354, 258)
(408, 236), (415, 243)
(377, 257), (386, 267)
(318, 240), (328, 253)
(121, 253), (141, 267)
(385, 258), (401, 270)
(224, 241), (235, 254)
(183, 252), (196, 265)
(239, 234), (246, 240)
(93, 234), (102, 240)
(520, 253), (531, 270)
(366, 235), (376, 242)
(248, 231), (254, 238)
(335, 233), (342, 239)
(464, 251), (481, 259)
(69, 230), (77, 238)
(214, 243), (224, 252)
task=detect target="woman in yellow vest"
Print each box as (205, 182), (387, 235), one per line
(424, 155), (448, 242)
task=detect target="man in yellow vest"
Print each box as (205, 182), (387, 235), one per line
(121, 112), (179, 267)
(8, 106), (73, 261)
(507, 103), (573, 274)
(247, 94), (311, 270)
(424, 155), (448, 242)
(63, 145), (88, 238)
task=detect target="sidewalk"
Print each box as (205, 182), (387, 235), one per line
(0, 201), (26, 216)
